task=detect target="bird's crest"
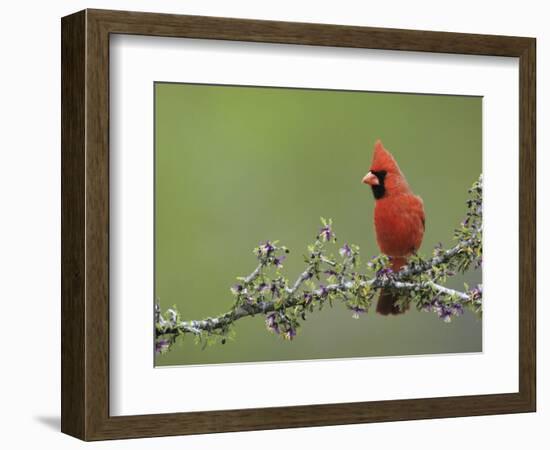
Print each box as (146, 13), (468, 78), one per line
(370, 139), (401, 174)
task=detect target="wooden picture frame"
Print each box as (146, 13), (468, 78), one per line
(61, 8), (536, 441)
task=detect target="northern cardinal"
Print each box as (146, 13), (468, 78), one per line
(362, 140), (425, 315)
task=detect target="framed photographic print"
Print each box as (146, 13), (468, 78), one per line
(61, 9), (536, 440)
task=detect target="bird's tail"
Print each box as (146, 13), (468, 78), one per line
(376, 257), (410, 316)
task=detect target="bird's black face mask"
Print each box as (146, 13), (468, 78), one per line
(370, 170), (387, 199)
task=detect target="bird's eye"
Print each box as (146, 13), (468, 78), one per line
(371, 170), (388, 183)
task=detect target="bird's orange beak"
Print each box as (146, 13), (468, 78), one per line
(362, 171), (379, 186)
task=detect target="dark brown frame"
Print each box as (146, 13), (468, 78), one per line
(61, 8), (536, 441)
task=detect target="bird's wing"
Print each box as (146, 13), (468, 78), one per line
(413, 195), (426, 231)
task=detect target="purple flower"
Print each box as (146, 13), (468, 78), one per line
(257, 282), (269, 292)
(257, 241), (275, 257)
(155, 339), (171, 354)
(273, 254), (286, 268)
(423, 297), (464, 322)
(284, 328), (297, 340)
(439, 309), (453, 323)
(303, 291), (313, 305)
(318, 284), (329, 298)
(376, 267), (393, 277)
(265, 312), (279, 334)
(348, 305), (366, 319)
(451, 303), (464, 316)
(319, 225), (333, 242)
(339, 243), (352, 258)
(469, 285), (482, 301)
(324, 269), (337, 277)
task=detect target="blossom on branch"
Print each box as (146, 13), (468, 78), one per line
(155, 175), (483, 352)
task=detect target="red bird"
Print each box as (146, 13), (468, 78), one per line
(362, 140), (425, 314)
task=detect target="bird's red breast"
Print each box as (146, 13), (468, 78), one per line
(374, 193), (425, 260)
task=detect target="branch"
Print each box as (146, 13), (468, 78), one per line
(156, 175), (483, 350)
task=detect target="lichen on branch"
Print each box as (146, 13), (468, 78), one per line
(155, 175), (483, 354)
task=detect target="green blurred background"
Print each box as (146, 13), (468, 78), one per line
(154, 82), (482, 366)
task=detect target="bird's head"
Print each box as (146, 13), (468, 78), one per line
(362, 139), (409, 199)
